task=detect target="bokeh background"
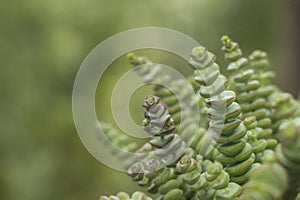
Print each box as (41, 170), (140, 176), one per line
(1, 0), (299, 199)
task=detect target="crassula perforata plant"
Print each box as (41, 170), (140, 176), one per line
(99, 36), (300, 200)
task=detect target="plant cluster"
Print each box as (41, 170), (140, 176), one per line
(99, 36), (300, 200)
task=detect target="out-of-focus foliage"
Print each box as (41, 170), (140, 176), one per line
(0, 0), (293, 199)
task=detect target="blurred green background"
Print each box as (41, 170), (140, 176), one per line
(1, 0), (299, 199)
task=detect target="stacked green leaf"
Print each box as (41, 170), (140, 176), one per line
(269, 92), (298, 132)
(100, 122), (139, 152)
(221, 36), (276, 149)
(99, 191), (153, 200)
(276, 118), (300, 200)
(176, 154), (242, 200)
(294, 98), (300, 118)
(247, 49), (299, 133)
(97, 121), (140, 166)
(127, 53), (161, 84)
(248, 50), (275, 86)
(243, 116), (268, 162)
(127, 95), (186, 198)
(127, 157), (182, 198)
(241, 152), (288, 200)
(142, 95), (186, 166)
(189, 46), (255, 184)
(242, 117), (300, 200)
(175, 153), (205, 198)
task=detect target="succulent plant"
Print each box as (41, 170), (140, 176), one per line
(99, 36), (300, 200)
(100, 191), (153, 200)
